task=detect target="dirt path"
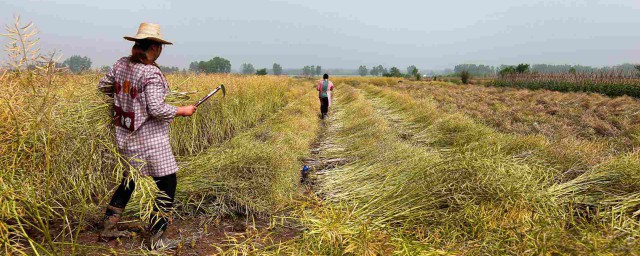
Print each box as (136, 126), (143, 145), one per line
(303, 97), (349, 196)
(294, 84), (449, 254)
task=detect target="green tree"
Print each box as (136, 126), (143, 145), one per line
(100, 65), (111, 73)
(256, 68), (267, 75)
(460, 70), (471, 84)
(273, 63), (283, 75)
(370, 67), (379, 76)
(302, 66), (314, 76)
(316, 66), (322, 76)
(411, 67), (421, 80)
(63, 55), (92, 73)
(358, 65), (368, 76)
(370, 65), (386, 76)
(189, 61), (200, 73)
(159, 66), (180, 74)
(241, 63), (256, 74)
(406, 65), (417, 76)
(454, 64), (496, 77)
(196, 57), (232, 74)
(499, 66), (516, 76)
(515, 63), (530, 73)
(498, 64), (533, 76)
(383, 67), (403, 77)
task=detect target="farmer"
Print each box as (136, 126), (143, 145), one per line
(97, 23), (197, 249)
(317, 73), (334, 119)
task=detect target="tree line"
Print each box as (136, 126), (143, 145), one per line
(356, 65), (422, 80)
(454, 63), (640, 77)
(302, 65), (322, 76)
(57, 54), (640, 77)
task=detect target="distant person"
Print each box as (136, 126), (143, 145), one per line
(97, 22), (197, 249)
(317, 73), (334, 119)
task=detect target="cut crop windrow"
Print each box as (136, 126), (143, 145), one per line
(286, 79), (640, 254)
(356, 83), (640, 254)
(279, 84), (448, 255)
(386, 81), (640, 166)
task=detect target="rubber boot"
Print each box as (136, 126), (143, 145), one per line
(148, 229), (179, 250)
(99, 205), (131, 241)
(147, 211), (179, 250)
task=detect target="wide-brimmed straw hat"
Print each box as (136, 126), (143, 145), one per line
(124, 23), (172, 45)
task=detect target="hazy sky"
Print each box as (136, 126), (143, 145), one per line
(1, 0), (639, 70)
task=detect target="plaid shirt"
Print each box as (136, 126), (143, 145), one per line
(98, 57), (178, 177)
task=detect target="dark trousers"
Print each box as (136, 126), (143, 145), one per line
(320, 97), (329, 117)
(106, 173), (177, 232)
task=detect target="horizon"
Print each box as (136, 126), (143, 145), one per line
(1, 0), (639, 71)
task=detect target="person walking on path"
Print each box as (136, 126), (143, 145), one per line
(317, 73), (334, 119)
(97, 23), (197, 249)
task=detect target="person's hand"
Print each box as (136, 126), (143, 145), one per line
(177, 105), (197, 116)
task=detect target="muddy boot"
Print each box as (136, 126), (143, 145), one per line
(146, 211), (178, 250)
(99, 205), (131, 241)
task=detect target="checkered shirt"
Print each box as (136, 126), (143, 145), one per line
(98, 57), (178, 177)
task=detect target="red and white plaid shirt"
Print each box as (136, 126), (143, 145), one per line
(98, 57), (178, 177)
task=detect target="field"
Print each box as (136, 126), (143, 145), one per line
(3, 23), (640, 256)
(491, 73), (640, 98)
(393, 82), (640, 169)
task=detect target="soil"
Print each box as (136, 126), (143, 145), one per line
(70, 214), (300, 255)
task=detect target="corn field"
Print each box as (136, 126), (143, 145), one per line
(492, 72), (640, 97)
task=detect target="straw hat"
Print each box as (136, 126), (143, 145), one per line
(124, 23), (172, 45)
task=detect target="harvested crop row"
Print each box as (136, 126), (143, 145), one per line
(275, 84), (445, 255)
(393, 82), (640, 149)
(387, 82), (640, 171)
(359, 84), (640, 254)
(279, 81), (639, 254)
(315, 84), (553, 254)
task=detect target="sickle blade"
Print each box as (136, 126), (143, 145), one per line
(195, 84), (226, 107)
